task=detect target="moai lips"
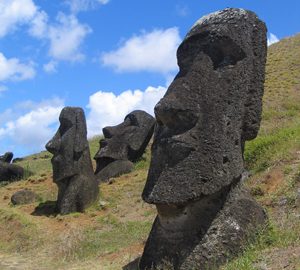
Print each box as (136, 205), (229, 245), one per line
(139, 8), (267, 270)
(46, 107), (99, 215)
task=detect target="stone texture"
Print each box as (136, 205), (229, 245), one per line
(11, 189), (37, 205)
(96, 160), (134, 182)
(0, 152), (13, 163)
(94, 110), (155, 182)
(139, 8), (267, 270)
(46, 107), (99, 215)
(0, 162), (24, 182)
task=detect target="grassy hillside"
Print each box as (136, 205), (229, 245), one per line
(0, 34), (300, 270)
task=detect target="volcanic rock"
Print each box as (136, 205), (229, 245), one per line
(46, 107), (99, 214)
(11, 189), (37, 205)
(94, 110), (155, 182)
(139, 8), (267, 270)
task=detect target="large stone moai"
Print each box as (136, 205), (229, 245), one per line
(139, 8), (267, 270)
(94, 110), (155, 182)
(46, 107), (99, 214)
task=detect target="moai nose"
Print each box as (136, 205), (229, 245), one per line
(45, 135), (60, 154)
(102, 126), (115, 138)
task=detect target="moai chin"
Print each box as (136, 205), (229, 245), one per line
(139, 8), (267, 270)
(46, 107), (99, 215)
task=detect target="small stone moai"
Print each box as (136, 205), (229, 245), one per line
(94, 110), (155, 182)
(46, 107), (99, 215)
(0, 152), (13, 163)
(0, 162), (24, 182)
(139, 8), (267, 270)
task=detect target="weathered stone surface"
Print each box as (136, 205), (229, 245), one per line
(139, 8), (267, 270)
(96, 160), (134, 182)
(0, 162), (24, 182)
(0, 152), (13, 163)
(11, 189), (37, 205)
(94, 110), (155, 181)
(46, 107), (99, 215)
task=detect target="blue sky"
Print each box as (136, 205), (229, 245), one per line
(0, 0), (300, 158)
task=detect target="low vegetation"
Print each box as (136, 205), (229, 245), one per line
(0, 35), (299, 269)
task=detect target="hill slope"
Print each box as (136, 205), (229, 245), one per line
(0, 34), (300, 270)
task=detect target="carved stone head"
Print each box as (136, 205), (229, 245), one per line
(46, 107), (90, 182)
(142, 8), (267, 205)
(46, 107), (98, 214)
(139, 8), (267, 270)
(94, 110), (155, 179)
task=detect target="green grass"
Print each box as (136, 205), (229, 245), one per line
(222, 218), (300, 270)
(72, 215), (152, 260)
(244, 122), (300, 172)
(88, 135), (102, 159)
(16, 151), (52, 177)
(0, 208), (42, 252)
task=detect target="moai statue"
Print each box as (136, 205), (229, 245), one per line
(94, 110), (155, 182)
(46, 107), (99, 214)
(139, 8), (267, 270)
(0, 152), (13, 163)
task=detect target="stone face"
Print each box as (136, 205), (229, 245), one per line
(11, 189), (37, 205)
(94, 110), (155, 182)
(46, 107), (99, 214)
(0, 162), (24, 182)
(0, 152), (13, 163)
(139, 8), (267, 270)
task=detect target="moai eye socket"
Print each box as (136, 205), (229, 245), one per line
(204, 37), (246, 69)
(177, 32), (246, 70)
(59, 118), (73, 136)
(124, 113), (139, 127)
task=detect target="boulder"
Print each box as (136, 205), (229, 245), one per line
(139, 8), (267, 270)
(11, 189), (37, 205)
(46, 107), (99, 215)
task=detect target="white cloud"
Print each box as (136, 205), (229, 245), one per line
(0, 0), (38, 37)
(48, 13), (91, 62)
(43, 61), (58, 73)
(0, 52), (35, 81)
(268, 33), (279, 46)
(86, 85), (166, 137)
(101, 27), (181, 74)
(28, 10), (48, 38)
(0, 98), (64, 154)
(0, 0), (92, 72)
(65, 0), (110, 13)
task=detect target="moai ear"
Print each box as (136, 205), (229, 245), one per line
(242, 23), (267, 142)
(73, 109), (88, 160)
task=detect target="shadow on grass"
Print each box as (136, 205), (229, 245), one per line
(32, 200), (57, 217)
(123, 257), (140, 270)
